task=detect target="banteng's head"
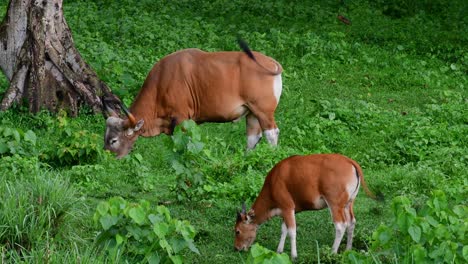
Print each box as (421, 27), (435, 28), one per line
(234, 204), (258, 251)
(103, 105), (144, 159)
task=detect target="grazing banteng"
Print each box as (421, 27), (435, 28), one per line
(234, 154), (378, 259)
(104, 40), (282, 158)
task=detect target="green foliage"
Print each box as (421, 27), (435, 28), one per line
(370, 191), (467, 263)
(125, 152), (161, 193)
(168, 120), (210, 202)
(246, 243), (291, 264)
(0, 126), (37, 157)
(94, 197), (199, 263)
(0, 155), (42, 177)
(42, 113), (101, 167)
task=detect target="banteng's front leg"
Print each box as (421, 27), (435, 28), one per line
(276, 222), (288, 253)
(282, 210), (297, 260)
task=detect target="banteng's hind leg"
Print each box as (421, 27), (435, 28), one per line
(345, 201), (356, 250)
(246, 113), (263, 149)
(330, 206), (347, 253)
(249, 109), (279, 147)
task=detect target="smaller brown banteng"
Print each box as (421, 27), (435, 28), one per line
(234, 154), (378, 259)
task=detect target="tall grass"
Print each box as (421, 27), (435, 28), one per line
(0, 157), (88, 258)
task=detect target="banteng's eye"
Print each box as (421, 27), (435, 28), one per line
(109, 138), (118, 145)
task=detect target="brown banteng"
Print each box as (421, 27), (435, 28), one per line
(104, 40), (282, 158)
(234, 154), (378, 259)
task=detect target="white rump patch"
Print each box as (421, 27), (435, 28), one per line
(347, 166), (360, 201)
(273, 74), (282, 103)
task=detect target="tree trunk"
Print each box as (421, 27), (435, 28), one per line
(0, 0), (121, 116)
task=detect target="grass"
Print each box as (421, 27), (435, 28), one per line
(1, 0), (467, 263)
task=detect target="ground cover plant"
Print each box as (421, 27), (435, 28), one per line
(0, 0), (467, 263)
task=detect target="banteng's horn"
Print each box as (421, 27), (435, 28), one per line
(102, 96), (117, 118)
(120, 103), (137, 127)
(241, 203), (247, 214)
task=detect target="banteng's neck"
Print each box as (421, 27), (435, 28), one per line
(250, 187), (279, 225)
(129, 78), (168, 137)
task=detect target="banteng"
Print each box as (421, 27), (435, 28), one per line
(104, 40), (282, 158)
(234, 154), (379, 259)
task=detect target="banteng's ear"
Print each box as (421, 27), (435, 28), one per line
(246, 209), (255, 223)
(134, 119), (144, 131)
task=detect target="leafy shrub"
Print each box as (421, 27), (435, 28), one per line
(66, 164), (108, 192)
(168, 120), (210, 201)
(43, 114), (101, 167)
(0, 126), (37, 157)
(123, 152), (159, 192)
(0, 155), (42, 177)
(0, 170), (84, 255)
(246, 243), (291, 264)
(370, 191), (467, 263)
(94, 197), (199, 263)
(207, 170), (264, 204)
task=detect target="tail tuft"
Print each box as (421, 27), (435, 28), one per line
(237, 37), (256, 61)
(375, 191), (385, 202)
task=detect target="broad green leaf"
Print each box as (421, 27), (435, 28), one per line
(169, 255), (183, 264)
(157, 206), (171, 221)
(171, 160), (186, 175)
(271, 254), (292, 264)
(169, 238), (187, 254)
(134, 153), (143, 163)
(154, 222), (169, 237)
(408, 225), (421, 243)
(148, 213), (164, 224)
(23, 130), (37, 144)
(129, 207), (146, 225)
(100, 215), (118, 230)
(12, 129), (21, 142)
(250, 243), (267, 258)
(97, 202), (109, 216)
(187, 240), (200, 254)
(159, 239), (171, 253)
(148, 253), (161, 264)
(115, 233), (124, 245)
(412, 245), (427, 263)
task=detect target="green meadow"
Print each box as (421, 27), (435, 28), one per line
(0, 0), (466, 263)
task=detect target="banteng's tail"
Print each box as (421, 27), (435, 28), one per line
(351, 160), (384, 201)
(237, 37), (282, 75)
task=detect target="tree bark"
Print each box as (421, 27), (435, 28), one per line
(0, 0), (121, 116)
